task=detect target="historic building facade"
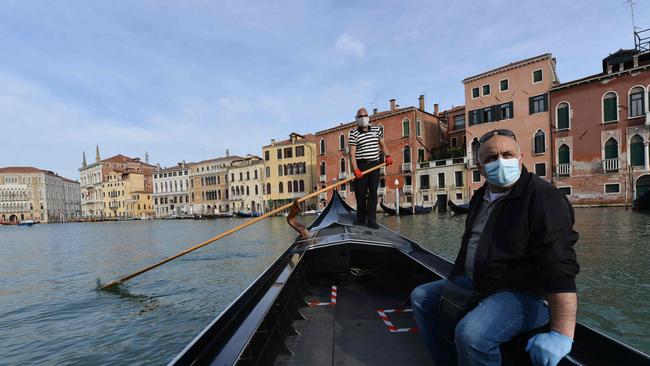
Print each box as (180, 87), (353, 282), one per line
(262, 132), (317, 211)
(228, 155), (265, 213)
(190, 155), (240, 215)
(315, 96), (446, 208)
(153, 162), (193, 217)
(550, 49), (650, 205)
(463, 54), (559, 195)
(79, 148), (156, 218)
(102, 170), (153, 219)
(0, 167), (80, 223)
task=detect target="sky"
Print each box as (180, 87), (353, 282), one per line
(0, 0), (648, 180)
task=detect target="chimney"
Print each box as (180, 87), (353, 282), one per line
(82, 151), (87, 167)
(607, 64), (613, 74)
(619, 63), (624, 72)
(419, 95), (425, 111)
(434, 103), (439, 115)
(271, 139), (276, 146)
(226, 149), (230, 157)
(633, 54), (639, 68)
(95, 145), (100, 162)
(373, 108), (378, 114)
(389, 99), (396, 111)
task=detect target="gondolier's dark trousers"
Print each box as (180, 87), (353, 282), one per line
(354, 159), (380, 225)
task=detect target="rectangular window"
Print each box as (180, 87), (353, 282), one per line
(482, 107), (494, 123)
(529, 94), (548, 114)
(265, 151), (270, 161)
(451, 137), (457, 147)
(630, 91), (645, 117)
(284, 148), (293, 158)
(295, 146), (305, 157)
(603, 96), (617, 122)
(420, 174), (430, 189)
(276, 149), (283, 159)
(472, 87), (479, 99)
(499, 102), (513, 120)
(533, 69), (543, 83)
(605, 183), (620, 194)
(468, 110), (482, 126)
(558, 187), (571, 195)
(454, 115), (465, 130)
(438, 173), (445, 188)
(472, 170), (481, 183)
(499, 79), (509, 92)
(557, 105), (569, 130)
(454, 171), (464, 187)
(456, 192), (463, 200)
(534, 163), (546, 177)
(482, 84), (490, 96)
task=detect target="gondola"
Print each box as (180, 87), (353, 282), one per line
(170, 191), (650, 366)
(633, 190), (650, 211)
(448, 200), (470, 215)
(380, 200), (432, 216)
(234, 211), (262, 218)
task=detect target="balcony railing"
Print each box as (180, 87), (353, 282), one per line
(602, 158), (619, 172)
(338, 172), (347, 179)
(556, 163), (571, 176)
(403, 185), (413, 194)
(319, 175), (327, 183)
(401, 163), (412, 172)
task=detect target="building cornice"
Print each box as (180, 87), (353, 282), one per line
(462, 53), (552, 84)
(550, 64), (650, 92)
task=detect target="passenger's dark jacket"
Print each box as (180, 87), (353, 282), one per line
(450, 168), (579, 295)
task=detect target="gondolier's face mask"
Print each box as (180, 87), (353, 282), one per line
(478, 134), (523, 188)
(356, 108), (370, 128)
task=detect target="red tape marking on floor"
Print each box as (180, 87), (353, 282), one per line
(376, 308), (418, 333)
(307, 285), (337, 307)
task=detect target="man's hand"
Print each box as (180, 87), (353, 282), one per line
(385, 155), (393, 166)
(354, 168), (363, 179)
(526, 331), (573, 366)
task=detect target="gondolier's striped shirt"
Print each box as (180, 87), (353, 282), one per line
(349, 125), (383, 161)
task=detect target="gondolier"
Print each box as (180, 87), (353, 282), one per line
(349, 107), (392, 229)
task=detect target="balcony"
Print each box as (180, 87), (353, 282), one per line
(318, 192), (327, 200)
(403, 185), (413, 194)
(602, 158), (620, 172)
(338, 172), (347, 180)
(319, 175), (327, 183)
(401, 163), (412, 172)
(556, 163), (571, 176)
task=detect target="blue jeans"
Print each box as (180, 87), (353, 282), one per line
(410, 277), (549, 366)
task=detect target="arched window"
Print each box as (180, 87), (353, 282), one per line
(299, 180), (305, 192)
(320, 161), (326, 175)
(630, 135), (645, 166)
(534, 130), (546, 154)
(340, 157), (346, 173)
(288, 181), (293, 193)
(339, 135), (345, 151)
(558, 144), (570, 164)
(320, 139), (326, 154)
(255, 185), (258, 195)
(471, 138), (480, 164)
(266, 183), (271, 195)
(556, 102), (570, 130)
(284, 164), (288, 175)
(265, 166), (271, 178)
(279, 182), (284, 194)
(288, 164), (293, 175)
(402, 118), (410, 137)
(403, 145), (411, 164)
(416, 119), (421, 137)
(605, 138), (619, 159)
(417, 148), (425, 163)
(277, 165), (283, 176)
(246, 186), (250, 195)
(293, 180), (299, 192)
(603, 92), (618, 123)
(629, 86), (646, 117)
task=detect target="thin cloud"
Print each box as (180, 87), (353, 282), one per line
(333, 34), (366, 59)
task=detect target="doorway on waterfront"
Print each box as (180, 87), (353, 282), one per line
(437, 194), (448, 212)
(9, 214), (18, 223)
(636, 174), (650, 198)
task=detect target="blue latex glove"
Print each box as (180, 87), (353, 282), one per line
(526, 331), (573, 366)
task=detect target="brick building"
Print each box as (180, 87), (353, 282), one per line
(315, 96), (446, 208)
(550, 49), (650, 205)
(463, 54), (559, 195)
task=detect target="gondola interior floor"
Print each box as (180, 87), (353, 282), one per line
(274, 277), (431, 366)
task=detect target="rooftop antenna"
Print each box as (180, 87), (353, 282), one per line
(624, 0), (640, 35)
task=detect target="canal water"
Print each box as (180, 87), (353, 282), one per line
(0, 208), (648, 364)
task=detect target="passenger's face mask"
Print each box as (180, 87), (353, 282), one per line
(356, 116), (369, 127)
(483, 158), (521, 187)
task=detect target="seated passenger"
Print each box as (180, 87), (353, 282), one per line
(411, 129), (579, 366)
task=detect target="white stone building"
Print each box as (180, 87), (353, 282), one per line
(415, 157), (469, 210)
(153, 162), (193, 217)
(228, 155), (265, 213)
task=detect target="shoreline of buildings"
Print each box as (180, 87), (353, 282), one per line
(2, 34), (649, 223)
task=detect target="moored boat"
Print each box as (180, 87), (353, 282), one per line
(170, 191), (650, 365)
(380, 200), (432, 216)
(448, 200), (470, 215)
(17, 220), (36, 227)
(234, 211), (262, 218)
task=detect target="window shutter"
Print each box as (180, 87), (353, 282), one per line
(476, 110), (483, 124)
(529, 97), (534, 115)
(604, 97), (617, 122)
(543, 94), (549, 112)
(491, 105), (499, 121)
(558, 106), (569, 129)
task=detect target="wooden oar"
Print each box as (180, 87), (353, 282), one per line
(99, 162), (387, 290)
